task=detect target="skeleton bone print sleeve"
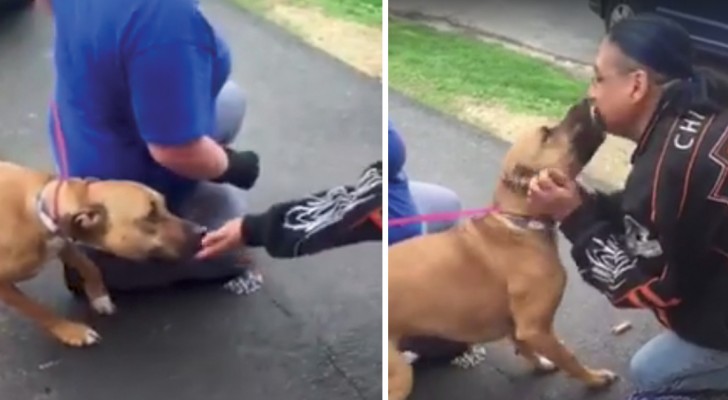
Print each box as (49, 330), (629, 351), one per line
(558, 187), (682, 313)
(240, 161), (382, 258)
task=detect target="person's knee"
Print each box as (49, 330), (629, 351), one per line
(629, 348), (662, 392)
(410, 181), (462, 213)
(214, 80), (247, 146)
(437, 185), (462, 212)
(409, 181), (462, 233)
(629, 338), (680, 392)
(629, 331), (728, 393)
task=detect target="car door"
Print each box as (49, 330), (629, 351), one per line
(654, 1), (728, 57)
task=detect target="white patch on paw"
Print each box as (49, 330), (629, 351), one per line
(536, 355), (556, 371)
(85, 328), (101, 345)
(91, 295), (116, 315)
(402, 351), (419, 364)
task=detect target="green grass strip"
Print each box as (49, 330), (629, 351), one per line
(389, 18), (588, 119)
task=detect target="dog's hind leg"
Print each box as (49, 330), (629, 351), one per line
(60, 246), (115, 315)
(388, 339), (414, 400)
(0, 283), (100, 347)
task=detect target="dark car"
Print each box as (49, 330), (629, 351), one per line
(0, 0), (32, 11)
(589, 1), (728, 60)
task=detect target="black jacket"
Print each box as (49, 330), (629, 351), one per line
(561, 103), (728, 351)
(241, 161), (382, 258)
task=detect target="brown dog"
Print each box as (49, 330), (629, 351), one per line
(0, 161), (205, 347)
(388, 99), (616, 399)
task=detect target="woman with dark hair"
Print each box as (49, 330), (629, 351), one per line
(527, 14), (728, 398)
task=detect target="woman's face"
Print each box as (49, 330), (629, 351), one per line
(588, 39), (652, 138)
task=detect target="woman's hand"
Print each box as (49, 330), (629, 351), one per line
(196, 217), (245, 259)
(527, 169), (583, 221)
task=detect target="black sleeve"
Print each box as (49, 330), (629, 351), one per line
(241, 161), (382, 258)
(591, 190), (623, 222)
(560, 190), (682, 310)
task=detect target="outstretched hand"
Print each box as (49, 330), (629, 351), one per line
(196, 217), (245, 259)
(527, 169), (583, 221)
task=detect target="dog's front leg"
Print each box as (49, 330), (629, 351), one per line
(510, 336), (557, 373)
(0, 283), (100, 346)
(509, 290), (617, 388)
(60, 246), (116, 315)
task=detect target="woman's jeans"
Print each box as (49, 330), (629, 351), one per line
(409, 181), (462, 235)
(396, 180), (472, 363)
(67, 81), (261, 293)
(630, 330), (728, 396)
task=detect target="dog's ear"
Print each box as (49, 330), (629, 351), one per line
(58, 204), (108, 239)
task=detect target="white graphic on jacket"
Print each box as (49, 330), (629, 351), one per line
(582, 215), (663, 297)
(623, 215), (663, 258)
(584, 236), (637, 294)
(282, 167), (381, 237)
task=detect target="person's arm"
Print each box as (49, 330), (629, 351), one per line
(243, 161), (382, 258)
(590, 189), (624, 223)
(560, 189), (682, 310)
(127, 43), (259, 189)
(147, 137), (228, 180)
(197, 162), (382, 259)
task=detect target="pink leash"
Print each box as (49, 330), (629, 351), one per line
(388, 206), (500, 227)
(50, 101), (70, 218)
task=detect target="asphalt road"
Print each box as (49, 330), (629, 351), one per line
(388, 89), (661, 400)
(0, 2), (382, 400)
(389, 0), (604, 64)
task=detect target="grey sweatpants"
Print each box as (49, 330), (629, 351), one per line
(69, 81), (261, 292)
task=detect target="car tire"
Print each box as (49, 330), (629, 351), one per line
(605, 0), (649, 31)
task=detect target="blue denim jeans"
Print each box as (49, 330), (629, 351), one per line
(408, 180), (462, 234)
(630, 330), (728, 396)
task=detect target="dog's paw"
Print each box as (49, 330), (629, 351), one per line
(50, 321), (101, 347)
(90, 295), (116, 315)
(584, 368), (618, 389)
(533, 355), (557, 373)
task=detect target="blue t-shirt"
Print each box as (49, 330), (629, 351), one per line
(49, 0), (231, 210)
(388, 120), (422, 245)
